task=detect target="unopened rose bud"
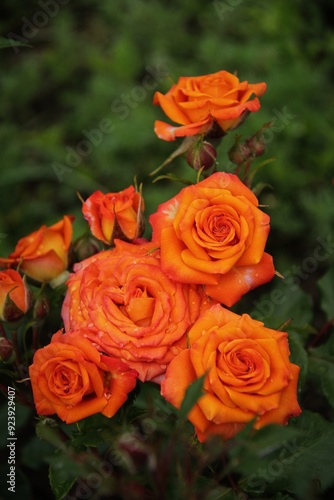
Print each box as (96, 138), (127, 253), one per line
(33, 296), (50, 320)
(246, 134), (265, 157)
(228, 141), (252, 165)
(82, 186), (145, 245)
(0, 337), (15, 363)
(0, 270), (32, 322)
(73, 235), (102, 262)
(186, 140), (217, 171)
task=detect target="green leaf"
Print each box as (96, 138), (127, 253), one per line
(282, 411), (334, 497)
(250, 285), (313, 331)
(179, 374), (206, 421)
(21, 436), (54, 470)
(48, 451), (82, 500)
(309, 335), (334, 408)
(0, 36), (31, 49)
(286, 329), (309, 387)
(232, 412), (334, 499)
(318, 267), (334, 320)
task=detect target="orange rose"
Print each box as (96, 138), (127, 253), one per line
(29, 329), (138, 424)
(161, 305), (301, 442)
(150, 172), (275, 306)
(153, 70), (266, 141)
(0, 216), (74, 282)
(82, 186), (145, 245)
(0, 269), (32, 321)
(62, 239), (214, 382)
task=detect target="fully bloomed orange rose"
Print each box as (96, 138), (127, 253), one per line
(82, 186), (145, 245)
(150, 172), (275, 307)
(61, 239), (214, 382)
(153, 70), (266, 141)
(161, 305), (301, 442)
(29, 329), (138, 424)
(0, 269), (32, 321)
(0, 216), (74, 283)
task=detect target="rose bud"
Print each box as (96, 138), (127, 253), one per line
(246, 132), (266, 157)
(0, 270), (32, 322)
(72, 234), (102, 262)
(82, 186), (145, 245)
(228, 138), (252, 165)
(33, 295), (50, 320)
(186, 139), (217, 171)
(0, 337), (15, 363)
(0, 216), (74, 283)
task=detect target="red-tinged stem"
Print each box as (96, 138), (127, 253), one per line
(308, 318), (334, 349)
(11, 330), (20, 365)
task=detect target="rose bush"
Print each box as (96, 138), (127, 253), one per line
(82, 186), (145, 245)
(62, 239), (214, 382)
(161, 304), (301, 442)
(0, 215), (74, 282)
(153, 70), (266, 141)
(29, 329), (138, 424)
(0, 269), (31, 321)
(150, 172), (275, 306)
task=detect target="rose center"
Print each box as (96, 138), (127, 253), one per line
(52, 366), (81, 396)
(122, 286), (155, 326)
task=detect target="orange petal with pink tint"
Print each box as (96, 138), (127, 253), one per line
(205, 253), (275, 306)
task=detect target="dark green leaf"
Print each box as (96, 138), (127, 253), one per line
(286, 329), (309, 386)
(309, 336), (334, 408)
(232, 412), (334, 499)
(48, 451), (83, 500)
(250, 285), (313, 330)
(0, 36), (31, 49)
(179, 374), (206, 421)
(318, 267), (334, 320)
(21, 436), (54, 470)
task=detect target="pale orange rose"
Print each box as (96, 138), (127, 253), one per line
(29, 329), (138, 424)
(150, 172), (275, 306)
(153, 70), (266, 141)
(161, 305), (301, 442)
(82, 186), (145, 245)
(0, 269), (32, 321)
(0, 216), (74, 282)
(61, 239), (215, 382)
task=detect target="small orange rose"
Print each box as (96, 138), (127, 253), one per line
(0, 216), (74, 283)
(153, 70), (266, 141)
(82, 186), (145, 245)
(29, 329), (138, 424)
(0, 269), (32, 321)
(161, 305), (301, 442)
(150, 172), (275, 306)
(61, 239), (215, 382)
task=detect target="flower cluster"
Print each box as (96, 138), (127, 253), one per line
(0, 70), (301, 441)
